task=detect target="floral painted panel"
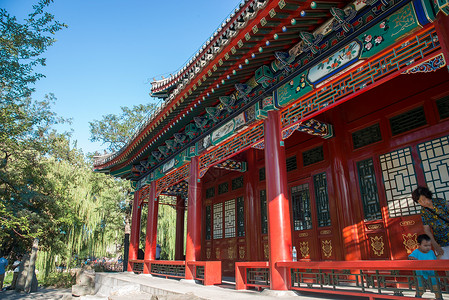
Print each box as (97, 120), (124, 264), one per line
(359, 3), (420, 59)
(307, 41), (361, 85)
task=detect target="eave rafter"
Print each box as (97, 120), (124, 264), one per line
(95, 0), (346, 177)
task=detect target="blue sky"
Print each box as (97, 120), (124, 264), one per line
(3, 0), (242, 155)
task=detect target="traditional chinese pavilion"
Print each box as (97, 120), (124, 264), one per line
(94, 0), (449, 293)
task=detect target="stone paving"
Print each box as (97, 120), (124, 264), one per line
(0, 287), (72, 299)
(0, 273), (368, 300)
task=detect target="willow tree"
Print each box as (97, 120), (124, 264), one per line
(35, 152), (130, 276)
(139, 196), (177, 260)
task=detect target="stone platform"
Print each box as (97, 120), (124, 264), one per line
(85, 272), (365, 300)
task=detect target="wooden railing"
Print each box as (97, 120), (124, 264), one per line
(146, 260), (186, 279)
(129, 259), (144, 273)
(235, 261), (270, 290)
(128, 260), (221, 285)
(236, 260), (449, 299)
(277, 260), (449, 300)
(186, 261), (222, 285)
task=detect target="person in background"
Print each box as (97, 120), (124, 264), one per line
(9, 254), (22, 290)
(0, 251), (8, 290)
(156, 244), (161, 260)
(412, 186), (449, 259)
(409, 234), (442, 300)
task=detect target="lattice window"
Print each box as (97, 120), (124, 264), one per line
(260, 190), (268, 234)
(380, 147), (419, 217)
(314, 172), (331, 227)
(291, 184), (312, 231)
(213, 203), (223, 239)
(232, 176), (244, 190)
(237, 197), (245, 237)
(259, 167), (266, 181)
(418, 135), (449, 202)
(206, 187), (215, 199)
(303, 146), (324, 166)
(224, 199), (236, 238)
(357, 158), (382, 221)
(205, 205), (211, 240)
(437, 96), (449, 120)
(218, 182), (229, 195)
(389, 107), (427, 136)
(286, 156), (297, 172)
(352, 124), (382, 149)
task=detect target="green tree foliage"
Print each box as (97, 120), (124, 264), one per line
(89, 103), (158, 152)
(89, 98), (180, 260)
(157, 200), (177, 260)
(139, 196), (177, 260)
(1, 1), (132, 278)
(0, 0), (67, 103)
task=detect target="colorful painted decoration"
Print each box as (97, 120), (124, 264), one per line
(185, 122), (201, 138)
(211, 118), (238, 145)
(174, 133), (187, 144)
(273, 51), (296, 74)
(299, 31), (323, 54)
(252, 140), (264, 150)
(436, 0), (449, 15)
(330, 7), (357, 33)
(219, 95), (236, 112)
(214, 159), (247, 172)
(255, 65), (274, 88)
(359, 3), (419, 59)
(235, 83), (253, 103)
(255, 96), (275, 119)
(205, 107), (221, 122)
(152, 151), (163, 161)
(152, 150), (190, 181)
(165, 139), (180, 152)
(402, 54), (446, 74)
(297, 119), (334, 139)
(307, 41), (361, 85)
(162, 180), (188, 197)
(158, 145), (171, 157)
(194, 116), (210, 130)
(275, 70), (312, 107)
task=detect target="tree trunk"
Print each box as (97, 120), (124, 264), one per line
(25, 238), (39, 293)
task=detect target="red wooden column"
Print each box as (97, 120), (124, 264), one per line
(175, 196), (185, 261)
(244, 148), (260, 261)
(185, 156), (202, 280)
(329, 110), (362, 260)
(435, 13), (449, 70)
(144, 181), (158, 273)
(128, 190), (142, 271)
(264, 110), (293, 290)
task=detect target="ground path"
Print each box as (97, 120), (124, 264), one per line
(0, 287), (71, 299)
